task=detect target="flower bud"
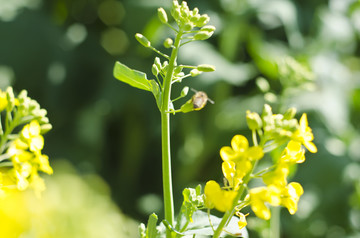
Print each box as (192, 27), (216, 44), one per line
(183, 23), (193, 31)
(181, 86), (189, 97)
(200, 25), (216, 32)
(6, 87), (15, 111)
(190, 69), (202, 77)
(135, 33), (151, 48)
(246, 110), (262, 130)
(283, 107), (296, 119)
(195, 14), (210, 27)
(163, 38), (173, 48)
(197, 64), (216, 72)
(40, 123), (52, 134)
(194, 30), (213, 40)
(154, 57), (161, 69)
(157, 8), (168, 23)
(152, 64), (159, 76)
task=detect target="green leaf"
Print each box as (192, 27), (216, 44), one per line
(114, 61), (152, 92)
(182, 210), (249, 238)
(146, 213), (159, 238)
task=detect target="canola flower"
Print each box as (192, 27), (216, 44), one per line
(0, 87), (52, 197)
(203, 104), (317, 236)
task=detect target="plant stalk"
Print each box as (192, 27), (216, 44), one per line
(161, 29), (183, 238)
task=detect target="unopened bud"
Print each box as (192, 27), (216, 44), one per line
(246, 110), (262, 130)
(157, 8), (168, 23)
(200, 25), (216, 32)
(40, 123), (52, 134)
(190, 69), (202, 77)
(194, 31), (213, 40)
(152, 64), (159, 76)
(135, 33), (151, 48)
(197, 64), (215, 72)
(195, 14), (210, 27)
(283, 107), (297, 120)
(183, 23), (193, 31)
(163, 38), (173, 48)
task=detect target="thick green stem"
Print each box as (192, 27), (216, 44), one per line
(270, 206), (280, 238)
(161, 30), (183, 238)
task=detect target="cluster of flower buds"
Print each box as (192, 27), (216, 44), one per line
(0, 87), (52, 197)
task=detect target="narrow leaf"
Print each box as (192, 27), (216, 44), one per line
(146, 213), (159, 238)
(114, 61), (151, 92)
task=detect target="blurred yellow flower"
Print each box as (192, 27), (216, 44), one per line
(21, 120), (44, 153)
(293, 113), (317, 153)
(0, 90), (7, 111)
(280, 182), (303, 215)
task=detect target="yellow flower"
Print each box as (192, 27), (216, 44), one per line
(222, 160), (252, 189)
(249, 187), (272, 220)
(293, 113), (317, 153)
(21, 120), (44, 153)
(280, 140), (305, 164)
(236, 212), (247, 230)
(262, 163), (289, 187)
(204, 180), (237, 212)
(0, 90), (8, 111)
(35, 154), (53, 175)
(220, 135), (264, 162)
(280, 182), (303, 214)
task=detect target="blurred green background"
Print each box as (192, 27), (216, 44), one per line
(0, 0), (360, 237)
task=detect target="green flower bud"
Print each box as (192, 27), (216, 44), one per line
(152, 64), (159, 76)
(262, 104), (273, 117)
(183, 23), (193, 31)
(283, 107), (297, 119)
(163, 38), (173, 48)
(190, 69), (202, 77)
(246, 110), (262, 130)
(192, 7), (199, 16)
(6, 87), (15, 111)
(194, 30), (213, 40)
(181, 86), (189, 97)
(195, 14), (210, 27)
(200, 25), (216, 32)
(154, 57), (161, 69)
(197, 64), (216, 72)
(135, 33), (151, 48)
(40, 123), (52, 134)
(157, 8), (168, 23)
(174, 66), (183, 75)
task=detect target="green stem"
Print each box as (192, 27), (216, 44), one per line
(270, 206), (280, 238)
(212, 160), (257, 238)
(161, 29), (183, 238)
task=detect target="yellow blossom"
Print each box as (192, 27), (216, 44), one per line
(236, 212), (247, 230)
(249, 187), (272, 220)
(21, 120), (44, 153)
(280, 182), (303, 214)
(262, 163), (289, 187)
(204, 180), (237, 212)
(280, 140), (305, 164)
(293, 113), (317, 153)
(220, 135), (264, 162)
(0, 90), (8, 111)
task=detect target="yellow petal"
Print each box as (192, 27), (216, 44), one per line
(231, 135), (249, 153)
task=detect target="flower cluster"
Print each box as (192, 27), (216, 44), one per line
(0, 87), (52, 197)
(203, 104), (317, 233)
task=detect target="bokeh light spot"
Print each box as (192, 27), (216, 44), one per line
(100, 27), (129, 55)
(98, 0), (125, 26)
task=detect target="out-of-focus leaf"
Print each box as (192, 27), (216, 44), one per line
(146, 213), (159, 238)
